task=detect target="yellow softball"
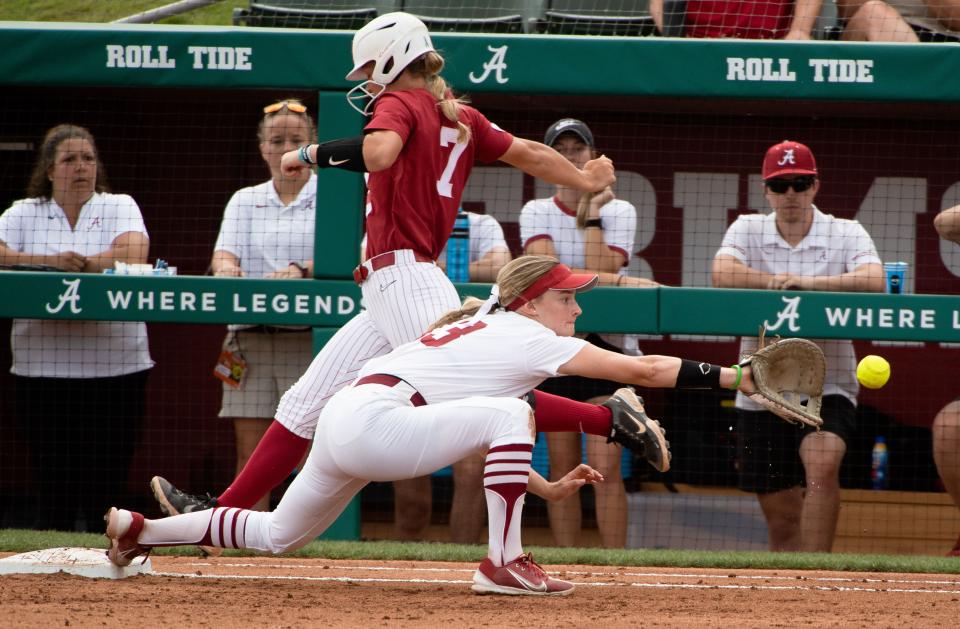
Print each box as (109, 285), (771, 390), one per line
(857, 355), (890, 389)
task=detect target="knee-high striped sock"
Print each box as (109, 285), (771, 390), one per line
(139, 507), (253, 549)
(200, 507), (254, 549)
(483, 443), (533, 566)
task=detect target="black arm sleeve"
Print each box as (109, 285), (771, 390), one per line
(675, 360), (723, 389)
(313, 136), (367, 173)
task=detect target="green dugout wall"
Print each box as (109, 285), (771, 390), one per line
(1, 22), (959, 538)
(1, 21), (958, 337)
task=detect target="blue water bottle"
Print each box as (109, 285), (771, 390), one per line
(871, 436), (888, 490)
(446, 209), (470, 283)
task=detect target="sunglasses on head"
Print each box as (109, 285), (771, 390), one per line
(263, 101), (307, 114)
(765, 176), (816, 194)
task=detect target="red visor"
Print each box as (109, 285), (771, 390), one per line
(505, 264), (599, 311)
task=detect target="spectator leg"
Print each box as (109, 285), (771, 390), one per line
(798, 431), (847, 552)
(841, 0), (919, 41)
(933, 400), (960, 550)
(545, 432), (582, 546)
(585, 433), (627, 548)
(450, 452), (487, 543)
(393, 476), (431, 540)
(757, 487), (804, 551)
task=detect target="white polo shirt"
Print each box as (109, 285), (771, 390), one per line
(520, 195), (641, 355)
(520, 196), (635, 269)
(437, 212), (508, 267)
(715, 206), (882, 408)
(213, 174), (317, 278)
(0, 193), (154, 378)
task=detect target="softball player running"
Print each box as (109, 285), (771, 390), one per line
(108, 255), (756, 596)
(150, 12), (626, 536)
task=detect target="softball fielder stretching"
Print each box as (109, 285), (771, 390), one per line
(109, 255), (756, 595)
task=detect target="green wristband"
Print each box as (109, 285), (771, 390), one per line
(728, 364), (742, 390)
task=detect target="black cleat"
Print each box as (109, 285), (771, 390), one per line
(150, 476), (221, 557)
(603, 387), (671, 473)
(150, 476), (218, 515)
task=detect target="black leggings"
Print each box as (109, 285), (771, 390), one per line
(14, 370), (149, 531)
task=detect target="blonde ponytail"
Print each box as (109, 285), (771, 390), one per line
(429, 296), (487, 330)
(427, 255), (565, 329)
(411, 51), (472, 144)
(575, 192), (598, 229)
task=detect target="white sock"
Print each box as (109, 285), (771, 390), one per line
(482, 443), (532, 566)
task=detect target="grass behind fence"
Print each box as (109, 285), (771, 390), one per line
(0, 0), (234, 25)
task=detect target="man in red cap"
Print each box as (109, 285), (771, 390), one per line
(712, 140), (885, 553)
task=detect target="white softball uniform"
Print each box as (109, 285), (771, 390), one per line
(142, 311), (587, 554)
(293, 213), (506, 432)
(715, 206), (882, 409)
(520, 195), (640, 355)
(0, 193), (153, 377)
(274, 250), (461, 437)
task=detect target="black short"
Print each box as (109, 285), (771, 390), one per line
(912, 24), (960, 43)
(736, 395), (856, 494)
(536, 333), (623, 402)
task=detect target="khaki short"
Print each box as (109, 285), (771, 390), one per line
(219, 329), (313, 419)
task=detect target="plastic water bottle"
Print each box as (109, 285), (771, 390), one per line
(871, 436), (888, 490)
(446, 209), (470, 283)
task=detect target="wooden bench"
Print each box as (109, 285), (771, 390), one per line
(637, 483), (960, 556)
(834, 488), (959, 555)
(361, 484), (959, 556)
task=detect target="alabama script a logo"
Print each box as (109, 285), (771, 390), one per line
(763, 295), (801, 332)
(45, 278), (83, 314)
(469, 45), (509, 84)
(777, 148), (796, 166)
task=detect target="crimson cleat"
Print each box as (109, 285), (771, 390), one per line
(104, 507), (150, 567)
(471, 553), (575, 596)
(948, 535), (960, 558)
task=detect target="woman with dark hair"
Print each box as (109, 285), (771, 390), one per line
(0, 124), (153, 530)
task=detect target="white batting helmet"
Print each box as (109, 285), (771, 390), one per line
(346, 12), (434, 84)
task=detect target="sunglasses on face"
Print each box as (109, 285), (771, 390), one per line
(263, 101), (307, 114)
(765, 176), (816, 194)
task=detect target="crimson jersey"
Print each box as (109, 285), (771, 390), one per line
(685, 0), (792, 39)
(364, 89), (514, 260)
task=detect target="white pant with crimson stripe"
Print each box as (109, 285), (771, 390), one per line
(138, 387), (535, 566)
(276, 252), (460, 439)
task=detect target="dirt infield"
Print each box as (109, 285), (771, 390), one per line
(2, 556), (959, 627)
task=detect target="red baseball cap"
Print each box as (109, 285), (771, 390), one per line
(762, 140), (818, 180)
(505, 263), (599, 311)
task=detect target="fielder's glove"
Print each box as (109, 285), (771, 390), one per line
(740, 337), (826, 428)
